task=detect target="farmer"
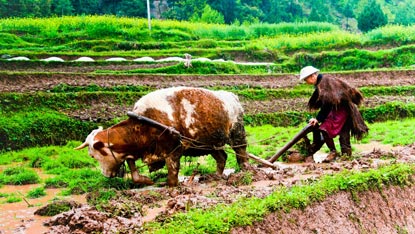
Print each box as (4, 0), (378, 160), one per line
(299, 66), (369, 162)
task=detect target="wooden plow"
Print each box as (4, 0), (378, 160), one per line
(127, 112), (314, 170)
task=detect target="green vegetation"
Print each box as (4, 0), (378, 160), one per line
(1, 83), (414, 152)
(143, 163), (414, 233)
(1, 16), (415, 72)
(27, 186), (46, 198)
(36, 200), (78, 216)
(0, 15), (413, 232)
(0, 167), (40, 185)
(0, 110), (96, 152)
(1, 118), (413, 196)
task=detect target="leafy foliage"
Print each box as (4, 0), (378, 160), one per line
(357, 0), (388, 32)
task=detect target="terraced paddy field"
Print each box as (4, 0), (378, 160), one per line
(1, 58), (415, 234)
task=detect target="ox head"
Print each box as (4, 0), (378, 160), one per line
(75, 126), (128, 178)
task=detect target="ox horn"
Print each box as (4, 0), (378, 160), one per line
(74, 142), (88, 150)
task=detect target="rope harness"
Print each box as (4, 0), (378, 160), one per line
(107, 128), (126, 177)
(126, 111), (278, 160)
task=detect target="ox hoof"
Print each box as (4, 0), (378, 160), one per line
(241, 162), (253, 171)
(304, 156), (315, 163)
(132, 174), (154, 185)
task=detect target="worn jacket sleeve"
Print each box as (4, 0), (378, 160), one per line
(316, 104), (331, 123)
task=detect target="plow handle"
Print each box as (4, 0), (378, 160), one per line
(268, 123), (314, 163)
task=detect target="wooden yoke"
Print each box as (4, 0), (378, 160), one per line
(127, 111), (181, 136)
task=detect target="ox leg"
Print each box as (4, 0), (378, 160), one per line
(126, 159), (154, 185)
(165, 156), (180, 187)
(211, 150), (227, 176)
(233, 147), (250, 170)
(230, 120), (250, 170)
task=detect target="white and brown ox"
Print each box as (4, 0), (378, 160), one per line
(75, 87), (250, 186)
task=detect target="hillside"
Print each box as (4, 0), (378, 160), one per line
(1, 17), (415, 234)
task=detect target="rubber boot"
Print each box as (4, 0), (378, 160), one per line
(322, 135), (338, 163)
(341, 148), (352, 157)
(307, 130), (324, 155)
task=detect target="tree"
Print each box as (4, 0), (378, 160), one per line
(208, 0), (237, 24)
(357, 0), (388, 32)
(342, 1), (355, 30)
(70, 0), (100, 15)
(51, 0), (74, 15)
(308, 0), (333, 22)
(117, 0), (146, 17)
(392, 1), (415, 25)
(195, 4), (224, 24)
(163, 0), (206, 21)
(262, 0), (303, 23)
(39, 0), (52, 17)
(234, 2), (263, 24)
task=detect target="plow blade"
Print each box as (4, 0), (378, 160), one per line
(268, 123), (314, 163)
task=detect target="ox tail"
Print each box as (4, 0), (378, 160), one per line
(74, 142), (88, 150)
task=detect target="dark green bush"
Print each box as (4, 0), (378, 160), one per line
(361, 102), (415, 123)
(0, 109), (96, 151)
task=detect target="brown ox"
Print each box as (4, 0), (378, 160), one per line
(75, 87), (250, 186)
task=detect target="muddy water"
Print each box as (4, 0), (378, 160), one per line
(0, 184), (86, 234)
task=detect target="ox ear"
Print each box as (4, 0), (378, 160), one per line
(92, 141), (105, 150)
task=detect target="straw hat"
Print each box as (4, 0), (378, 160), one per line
(299, 66), (319, 80)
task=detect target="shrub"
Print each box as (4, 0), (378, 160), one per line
(0, 167), (40, 185)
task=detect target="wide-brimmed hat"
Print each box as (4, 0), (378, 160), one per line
(299, 66), (319, 80)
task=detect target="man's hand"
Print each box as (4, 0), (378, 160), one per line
(309, 118), (318, 126)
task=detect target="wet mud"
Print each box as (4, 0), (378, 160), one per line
(7, 143), (410, 234)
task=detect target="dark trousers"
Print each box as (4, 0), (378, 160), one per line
(338, 119), (352, 155)
(309, 119), (352, 155)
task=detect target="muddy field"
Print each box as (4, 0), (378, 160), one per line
(2, 69), (415, 93)
(4, 144), (415, 234)
(1, 65), (415, 233)
(1, 69), (415, 122)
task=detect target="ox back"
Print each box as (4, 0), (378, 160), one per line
(133, 87), (247, 152)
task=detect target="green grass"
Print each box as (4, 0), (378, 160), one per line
(0, 167), (40, 185)
(0, 118), (413, 194)
(2, 16), (415, 72)
(245, 118), (415, 160)
(0, 141), (97, 170)
(27, 186), (46, 198)
(365, 119), (415, 146)
(143, 163), (414, 233)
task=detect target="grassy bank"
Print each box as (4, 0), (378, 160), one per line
(143, 163), (414, 233)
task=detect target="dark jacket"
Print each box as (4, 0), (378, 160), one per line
(308, 74), (369, 140)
